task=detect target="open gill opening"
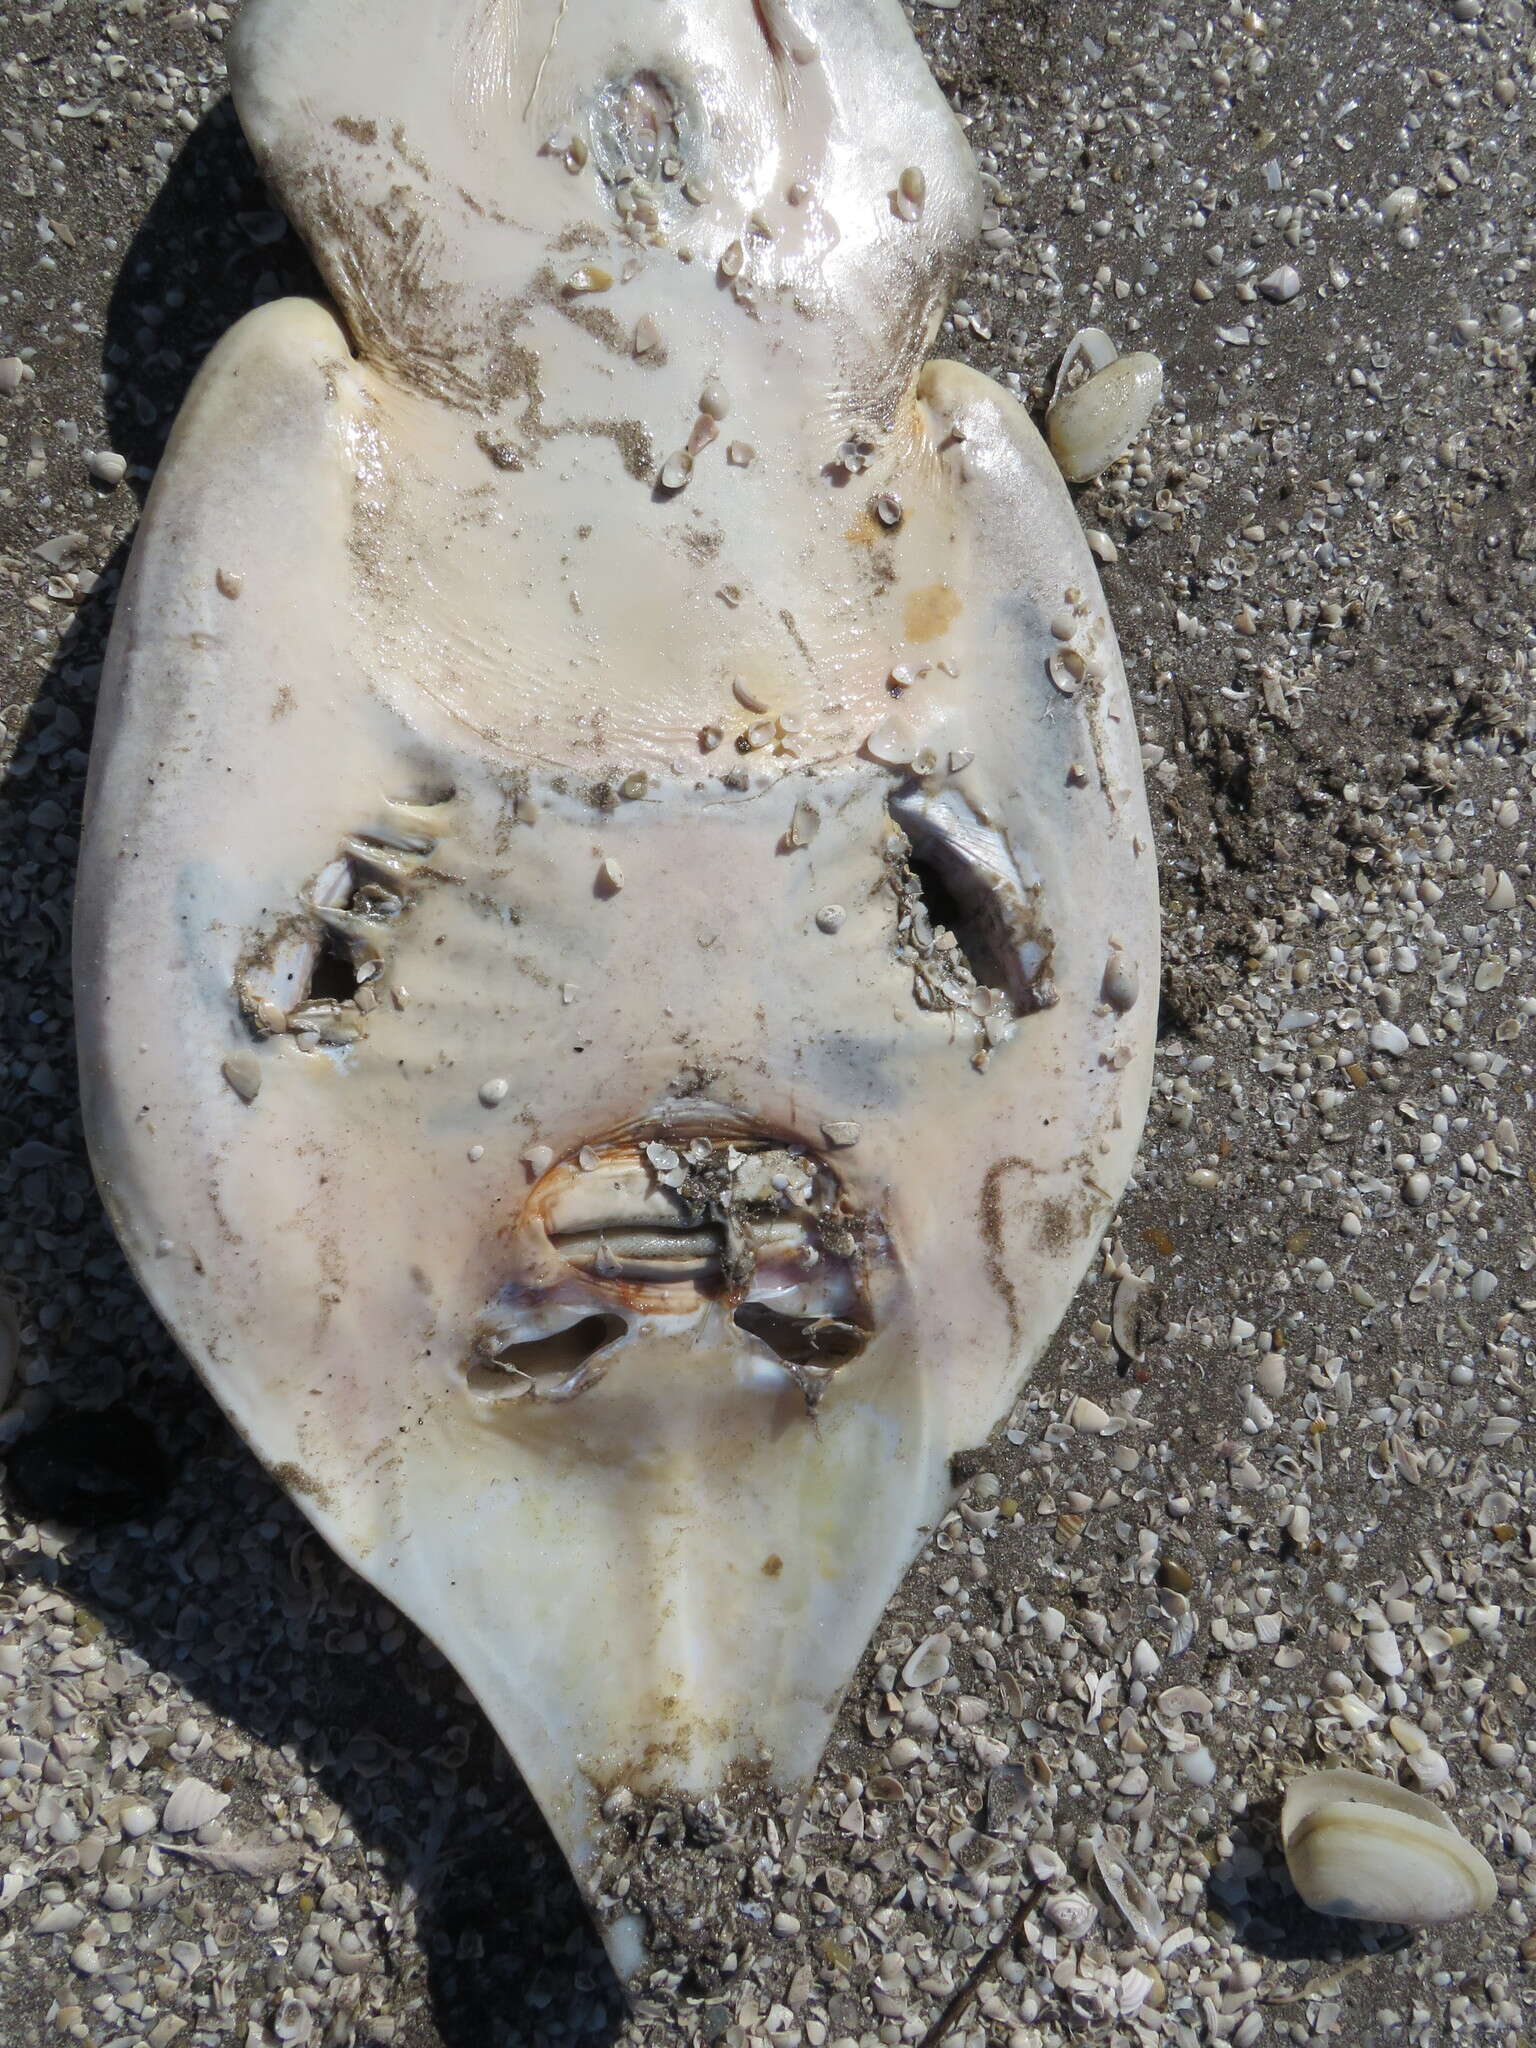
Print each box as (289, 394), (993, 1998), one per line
(732, 1303), (870, 1368)
(888, 790), (1056, 1024)
(464, 1314), (626, 1397)
(305, 929), (362, 1004)
(905, 844), (1011, 1000)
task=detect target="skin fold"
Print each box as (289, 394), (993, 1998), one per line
(74, 0), (1159, 1984)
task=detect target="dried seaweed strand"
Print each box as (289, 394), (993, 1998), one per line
(916, 1881), (1046, 2048)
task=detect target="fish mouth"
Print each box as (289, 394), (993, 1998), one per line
(550, 1220), (806, 1287)
(532, 1125), (845, 1305)
(468, 1115), (886, 1408)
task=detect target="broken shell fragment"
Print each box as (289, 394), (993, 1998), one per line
(658, 450), (693, 492)
(895, 165), (926, 221)
(1281, 1769), (1496, 1925)
(221, 1052), (261, 1104)
(1093, 1839), (1165, 1948)
(786, 795), (821, 848)
(1047, 346), (1164, 484)
(1260, 263), (1302, 303)
(563, 264), (612, 296)
(865, 714), (918, 766)
(1111, 1272), (1150, 1362)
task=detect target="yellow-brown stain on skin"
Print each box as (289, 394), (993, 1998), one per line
(844, 510), (880, 548)
(762, 1553), (784, 1578)
(979, 1156), (1035, 1347)
(905, 582), (962, 641)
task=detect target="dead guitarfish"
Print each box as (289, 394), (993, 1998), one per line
(75, 0), (1159, 1989)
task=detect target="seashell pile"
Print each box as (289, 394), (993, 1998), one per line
(1281, 1768), (1497, 1926)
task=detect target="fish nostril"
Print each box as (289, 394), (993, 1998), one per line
(234, 818), (438, 1043)
(904, 845), (988, 983)
(732, 1303), (870, 1368)
(463, 1314), (627, 1401)
(304, 925), (362, 1004)
(887, 787), (1059, 1049)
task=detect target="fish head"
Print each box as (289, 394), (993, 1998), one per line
(202, 631), (1152, 1861)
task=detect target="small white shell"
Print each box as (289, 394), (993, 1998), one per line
(865, 714), (918, 767)
(161, 1777), (230, 1835)
(1281, 1769), (1496, 1925)
(221, 1052), (262, 1104)
(901, 1631), (951, 1689)
(1047, 352), (1164, 484)
(1067, 1394), (1113, 1434)
(1102, 950), (1140, 1014)
(1045, 1889), (1098, 1940)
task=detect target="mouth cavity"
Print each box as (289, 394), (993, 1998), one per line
(536, 1134), (848, 1302)
(466, 1122), (882, 1412)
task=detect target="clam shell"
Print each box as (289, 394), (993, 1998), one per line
(1281, 1768), (1496, 1924)
(1045, 1889), (1098, 1940)
(1047, 352), (1164, 484)
(161, 1777), (231, 1836)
